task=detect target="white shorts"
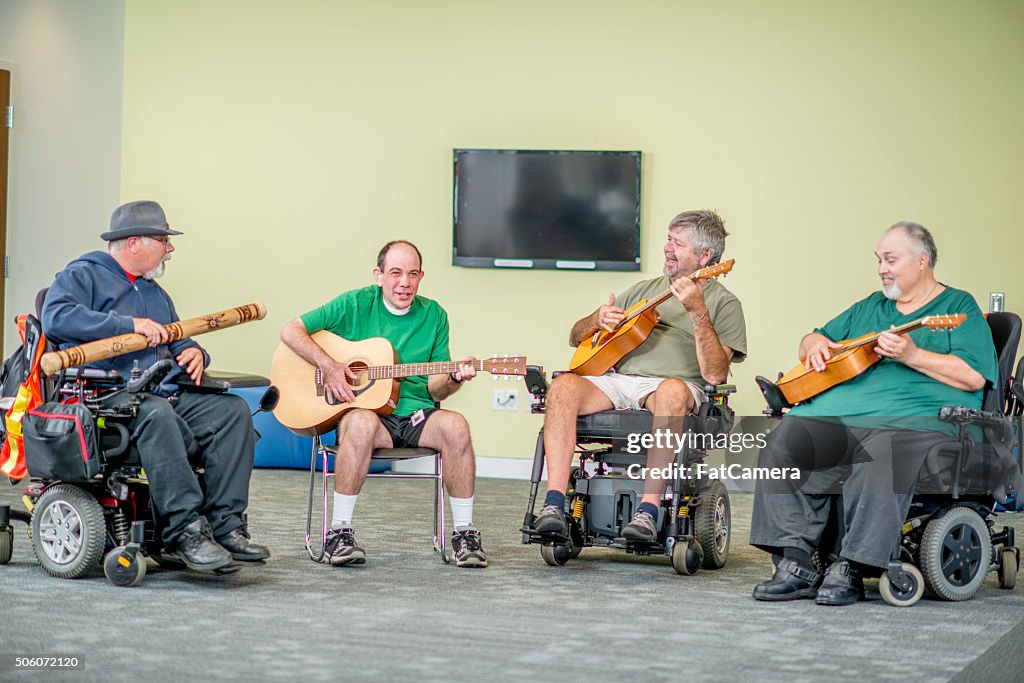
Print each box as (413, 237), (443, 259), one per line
(582, 371), (706, 413)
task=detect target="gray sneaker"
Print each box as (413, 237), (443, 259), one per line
(620, 510), (658, 541)
(324, 527), (366, 566)
(534, 504), (568, 538)
(452, 528), (487, 568)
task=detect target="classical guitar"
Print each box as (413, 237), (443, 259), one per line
(776, 313), (967, 404)
(569, 259), (735, 376)
(271, 333), (527, 435)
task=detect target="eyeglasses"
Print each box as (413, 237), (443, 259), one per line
(144, 236), (172, 245)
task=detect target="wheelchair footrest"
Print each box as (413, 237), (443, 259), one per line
(520, 525), (569, 545)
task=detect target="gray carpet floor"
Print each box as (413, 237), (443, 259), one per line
(1, 470), (1023, 682)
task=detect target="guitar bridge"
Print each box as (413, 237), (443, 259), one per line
(315, 367), (324, 397)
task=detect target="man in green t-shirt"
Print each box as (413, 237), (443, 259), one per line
(533, 210), (748, 542)
(750, 222), (997, 606)
(280, 240), (486, 568)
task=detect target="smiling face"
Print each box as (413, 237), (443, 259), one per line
(663, 226), (711, 278)
(876, 227), (929, 301)
(373, 242), (423, 310)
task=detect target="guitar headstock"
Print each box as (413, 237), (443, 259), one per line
(482, 355), (527, 378)
(922, 313), (967, 331)
(691, 258), (735, 282)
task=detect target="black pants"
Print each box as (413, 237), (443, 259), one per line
(749, 416), (948, 569)
(109, 391), (256, 545)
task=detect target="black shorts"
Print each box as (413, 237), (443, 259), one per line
(378, 408), (439, 448)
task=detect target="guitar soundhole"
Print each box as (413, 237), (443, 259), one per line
(348, 360), (373, 396)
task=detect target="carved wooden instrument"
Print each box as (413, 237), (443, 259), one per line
(569, 259), (735, 376)
(271, 333), (527, 435)
(777, 313), (967, 404)
(39, 302), (267, 376)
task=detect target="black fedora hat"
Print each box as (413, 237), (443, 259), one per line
(100, 200), (184, 241)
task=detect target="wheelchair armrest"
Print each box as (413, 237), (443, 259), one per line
(63, 367), (124, 384)
(756, 375), (793, 417)
(175, 373), (231, 394)
(703, 383), (736, 397)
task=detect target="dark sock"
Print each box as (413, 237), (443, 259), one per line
(543, 490), (566, 510)
(783, 547), (814, 571)
(843, 558), (873, 578)
(636, 502), (659, 520)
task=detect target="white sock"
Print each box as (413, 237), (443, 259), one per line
(450, 496), (474, 531)
(332, 493), (358, 528)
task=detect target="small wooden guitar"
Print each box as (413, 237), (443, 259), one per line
(271, 333), (527, 435)
(777, 313), (967, 404)
(569, 259), (735, 376)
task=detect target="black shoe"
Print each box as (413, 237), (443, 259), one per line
(452, 528), (488, 568)
(533, 504), (568, 538)
(324, 527), (365, 566)
(217, 527), (270, 562)
(815, 560), (865, 606)
(620, 510), (658, 542)
(752, 558), (822, 602)
(164, 517), (233, 572)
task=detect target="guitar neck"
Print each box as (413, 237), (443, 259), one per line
(614, 277), (699, 330)
(839, 319), (925, 352)
(368, 359), (483, 380)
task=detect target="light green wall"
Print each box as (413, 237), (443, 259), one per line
(121, 0), (1024, 461)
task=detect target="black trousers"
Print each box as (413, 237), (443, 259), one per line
(749, 416), (948, 569)
(109, 391), (256, 545)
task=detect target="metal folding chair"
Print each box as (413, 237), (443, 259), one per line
(304, 433), (450, 563)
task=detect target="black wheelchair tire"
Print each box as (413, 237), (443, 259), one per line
(0, 526), (12, 565)
(30, 484), (106, 579)
(694, 480), (730, 569)
(919, 506), (991, 601)
(103, 547), (147, 587)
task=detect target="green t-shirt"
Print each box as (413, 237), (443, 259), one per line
(612, 276), (747, 384)
(789, 287), (997, 432)
(299, 285), (451, 416)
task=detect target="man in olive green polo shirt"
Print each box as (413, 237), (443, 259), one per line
(533, 210), (748, 543)
(280, 240), (486, 568)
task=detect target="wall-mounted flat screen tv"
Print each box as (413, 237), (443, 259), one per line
(453, 149), (641, 271)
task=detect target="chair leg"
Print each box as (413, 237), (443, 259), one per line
(435, 453), (450, 563)
(305, 436), (331, 563)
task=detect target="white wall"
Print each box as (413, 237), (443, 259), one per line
(0, 0), (125, 354)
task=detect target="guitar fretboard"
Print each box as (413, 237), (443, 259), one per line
(367, 360), (485, 379)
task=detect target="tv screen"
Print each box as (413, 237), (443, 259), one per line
(453, 149), (642, 271)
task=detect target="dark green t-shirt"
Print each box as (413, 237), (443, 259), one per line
(612, 276), (747, 384)
(789, 287), (997, 431)
(300, 285), (451, 416)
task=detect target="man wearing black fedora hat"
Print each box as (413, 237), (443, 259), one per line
(41, 200), (270, 572)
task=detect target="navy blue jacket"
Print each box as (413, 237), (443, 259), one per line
(41, 251), (210, 394)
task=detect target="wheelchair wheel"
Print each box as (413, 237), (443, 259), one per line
(0, 525), (12, 565)
(541, 541), (574, 567)
(919, 506), (991, 601)
(998, 547), (1019, 590)
(104, 547), (147, 587)
(671, 539), (703, 576)
(880, 562), (925, 607)
(31, 484), (106, 579)
(694, 480), (730, 569)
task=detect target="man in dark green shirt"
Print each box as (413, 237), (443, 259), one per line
(280, 240), (486, 568)
(750, 221), (997, 605)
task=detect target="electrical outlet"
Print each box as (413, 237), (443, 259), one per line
(990, 292), (1005, 313)
(492, 389), (519, 411)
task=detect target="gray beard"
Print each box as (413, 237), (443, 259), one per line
(143, 261), (166, 280)
(882, 281), (901, 300)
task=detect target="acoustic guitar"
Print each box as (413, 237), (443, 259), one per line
(776, 313), (966, 404)
(271, 333), (527, 435)
(569, 259), (735, 376)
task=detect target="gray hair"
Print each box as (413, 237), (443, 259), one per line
(890, 221), (938, 268)
(108, 238), (128, 253)
(668, 210), (729, 265)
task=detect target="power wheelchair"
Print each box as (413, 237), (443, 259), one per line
(520, 366), (737, 575)
(754, 311), (1023, 606)
(0, 339), (277, 587)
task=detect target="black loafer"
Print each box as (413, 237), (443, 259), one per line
(163, 517), (233, 572)
(216, 528), (271, 562)
(815, 559), (865, 606)
(753, 558), (822, 601)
